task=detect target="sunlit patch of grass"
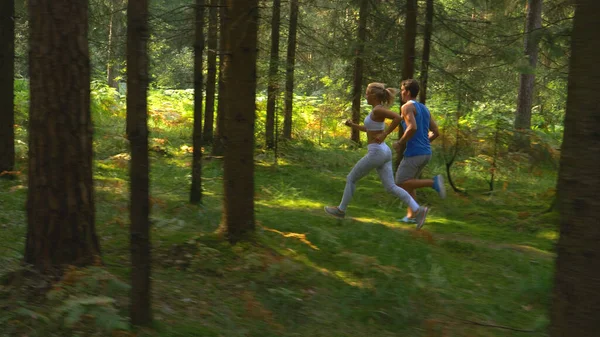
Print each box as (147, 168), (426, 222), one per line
(332, 270), (375, 289)
(536, 230), (559, 241)
(261, 226), (320, 251)
(257, 198), (323, 209)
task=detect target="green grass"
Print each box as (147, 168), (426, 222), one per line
(0, 99), (558, 336)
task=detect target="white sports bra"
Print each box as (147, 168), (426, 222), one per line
(364, 108), (385, 131)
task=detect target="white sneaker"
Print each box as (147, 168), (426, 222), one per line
(414, 206), (429, 230)
(324, 206), (345, 219)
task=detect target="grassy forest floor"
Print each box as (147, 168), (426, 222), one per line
(1, 102), (559, 336)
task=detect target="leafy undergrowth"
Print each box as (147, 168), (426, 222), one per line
(0, 102), (558, 336)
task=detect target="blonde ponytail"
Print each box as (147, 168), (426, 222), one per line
(367, 82), (398, 106)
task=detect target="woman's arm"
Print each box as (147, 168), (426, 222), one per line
(345, 119), (367, 132)
(372, 106), (402, 143)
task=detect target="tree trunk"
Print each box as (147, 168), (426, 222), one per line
(203, 0), (218, 144)
(25, 0), (100, 274)
(127, 0), (152, 325)
(395, 0), (417, 170)
(190, 0), (205, 204)
(512, 0), (542, 151)
(351, 0), (369, 144)
(418, 0), (433, 105)
(402, 0), (417, 81)
(265, 0), (281, 149)
(221, 0), (258, 243)
(283, 0), (298, 140)
(550, 1), (600, 336)
(0, 0), (15, 179)
(106, 0), (124, 89)
(212, 0), (227, 156)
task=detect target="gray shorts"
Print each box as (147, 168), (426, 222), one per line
(395, 154), (432, 184)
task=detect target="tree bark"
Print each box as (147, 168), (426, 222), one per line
(25, 0), (100, 274)
(127, 0), (152, 326)
(203, 0), (218, 144)
(190, 0), (205, 204)
(0, 0), (15, 179)
(212, 0), (227, 156)
(418, 0), (433, 105)
(402, 0), (417, 81)
(221, 0), (258, 243)
(550, 1), (600, 336)
(265, 0), (281, 149)
(512, 0), (543, 151)
(106, 0), (124, 89)
(283, 0), (299, 140)
(351, 0), (369, 144)
(395, 0), (418, 170)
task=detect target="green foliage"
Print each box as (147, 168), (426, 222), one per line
(2, 92), (559, 336)
(47, 267), (130, 332)
(0, 266), (130, 336)
(13, 78), (29, 120)
(13, 79), (30, 162)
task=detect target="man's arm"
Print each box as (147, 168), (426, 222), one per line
(396, 103), (417, 146)
(428, 114), (439, 142)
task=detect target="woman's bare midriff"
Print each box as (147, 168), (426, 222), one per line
(367, 130), (385, 144)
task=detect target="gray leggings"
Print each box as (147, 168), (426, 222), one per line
(338, 143), (420, 212)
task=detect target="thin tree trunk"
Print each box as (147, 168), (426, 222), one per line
(489, 119), (500, 191)
(212, 0), (227, 156)
(0, 0), (15, 179)
(443, 93), (465, 194)
(203, 0), (218, 144)
(418, 0), (433, 105)
(283, 0), (298, 140)
(351, 0), (369, 144)
(190, 0), (205, 204)
(106, 0), (124, 89)
(512, 0), (542, 151)
(550, 1), (600, 336)
(26, 0), (100, 274)
(127, 0), (152, 325)
(265, 0), (281, 149)
(221, 0), (258, 243)
(402, 0), (417, 81)
(107, 5), (115, 86)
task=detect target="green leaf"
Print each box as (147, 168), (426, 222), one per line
(64, 304), (85, 327)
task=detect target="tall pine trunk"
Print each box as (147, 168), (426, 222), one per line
(512, 0), (542, 151)
(265, 0), (281, 149)
(396, 0), (418, 169)
(283, 0), (298, 140)
(190, 0), (205, 204)
(203, 0), (218, 144)
(0, 0), (15, 179)
(127, 0), (152, 325)
(221, 0), (258, 243)
(550, 1), (600, 336)
(26, 0), (100, 274)
(351, 0), (369, 144)
(418, 0), (433, 105)
(106, 0), (124, 89)
(212, 0), (227, 156)
(402, 0), (417, 81)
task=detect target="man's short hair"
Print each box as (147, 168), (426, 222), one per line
(401, 79), (420, 97)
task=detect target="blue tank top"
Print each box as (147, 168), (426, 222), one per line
(400, 100), (432, 157)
